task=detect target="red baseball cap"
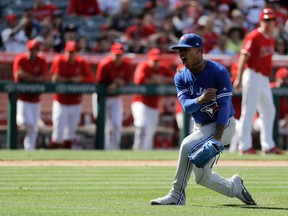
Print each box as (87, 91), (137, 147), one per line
(148, 48), (162, 60)
(276, 68), (288, 79)
(6, 14), (17, 24)
(26, 39), (40, 50)
(110, 43), (125, 54)
(259, 8), (276, 21)
(65, 41), (78, 52)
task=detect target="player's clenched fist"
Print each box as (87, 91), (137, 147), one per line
(197, 88), (217, 104)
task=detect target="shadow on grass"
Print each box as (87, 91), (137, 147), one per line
(222, 204), (288, 211)
(191, 204), (288, 212)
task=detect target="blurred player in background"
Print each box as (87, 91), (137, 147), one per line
(253, 68), (288, 151)
(13, 39), (48, 150)
(233, 8), (284, 155)
(50, 41), (94, 149)
(95, 43), (133, 150)
(67, 0), (101, 17)
(131, 48), (174, 150)
(273, 68), (288, 147)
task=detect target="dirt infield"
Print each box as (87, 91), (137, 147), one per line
(0, 160), (287, 167)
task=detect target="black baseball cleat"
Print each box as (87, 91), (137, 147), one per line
(233, 175), (256, 205)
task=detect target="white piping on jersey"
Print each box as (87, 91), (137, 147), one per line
(177, 88), (190, 97)
(217, 92), (232, 99)
(178, 90), (232, 99)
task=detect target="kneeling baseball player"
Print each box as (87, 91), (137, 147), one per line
(150, 33), (256, 206)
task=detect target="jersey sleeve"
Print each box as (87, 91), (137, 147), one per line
(241, 33), (257, 57)
(95, 60), (107, 83)
(174, 71), (201, 114)
(133, 62), (147, 84)
(215, 69), (233, 125)
(81, 61), (95, 83)
(13, 55), (22, 82)
(49, 56), (61, 76)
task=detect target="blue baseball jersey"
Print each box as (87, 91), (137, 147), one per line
(174, 60), (235, 125)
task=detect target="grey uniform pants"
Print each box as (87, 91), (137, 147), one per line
(169, 117), (237, 204)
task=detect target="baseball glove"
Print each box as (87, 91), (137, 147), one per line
(188, 139), (224, 168)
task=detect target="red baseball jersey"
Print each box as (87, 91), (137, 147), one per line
(50, 55), (94, 105)
(13, 53), (47, 103)
(96, 56), (133, 95)
(270, 82), (288, 119)
(33, 3), (58, 21)
(126, 25), (156, 40)
(67, 0), (101, 16)
(241, 28), (274, 77)
(277, 97), (288, 119)
(132, 61), (174, 109)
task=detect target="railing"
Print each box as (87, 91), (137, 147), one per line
(0, 81), (180, 149)
(1, 81), (288, 149)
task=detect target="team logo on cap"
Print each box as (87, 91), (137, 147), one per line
(180, 35), (189, 42)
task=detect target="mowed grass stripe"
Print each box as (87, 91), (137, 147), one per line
(0, 149), (287, 160)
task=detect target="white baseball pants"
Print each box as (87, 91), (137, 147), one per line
(176, 112), (194, 133)
(104, 97), (123, 150)
(131, 101), (159, 150)
(238, 68), (276, 151)
(51, 101), (81, 143)
(17, 100), (41, 150)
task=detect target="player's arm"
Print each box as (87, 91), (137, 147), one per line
(134, 63), (150, 84)
(213, 124), (226, 141)
(110, 61), (133, 89)
(72, 61), (94, 83)
(16, 69), (33, 81)
(19, 70), (46, 82)
(95, 60), (106, 83)
(197, 88), (217, 104)
(107, 61), (133, 93)
(133, 63), (163, 84)
(145, 75), (163, 84)
(32, 58), (48, 82)
(13, 57), (30, 82)
(50, 57), (69, 82)
(233, 36), (255, 92)
(175, 72), (201, 114)
(233, 53), (249, 92)
(51, 73), (70, 82)
(15, 67), (46, 82)
(214, 70), (234, 140)
(213, 96), (231, 140)
(69, 75), (82, 83)
(107, 78), (125, 93)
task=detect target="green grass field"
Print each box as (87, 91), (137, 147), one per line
(0, 149), (287, 160)
(0, 150), (287, 216)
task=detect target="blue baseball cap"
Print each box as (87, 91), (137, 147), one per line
(171, 33), (203, 50)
